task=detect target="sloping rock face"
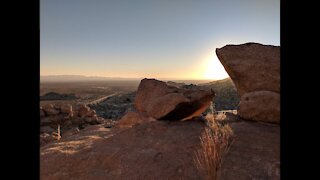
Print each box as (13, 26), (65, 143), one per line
(216, 43), (280, 123)
(134, 78), (215, 120)
(40, 120), (207, 180)
(116, 111), (156, 128)
(219, 116), (280, 180)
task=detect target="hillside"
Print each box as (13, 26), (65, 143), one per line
(40, 92), (79, 101)
(199, 78), (240, 111)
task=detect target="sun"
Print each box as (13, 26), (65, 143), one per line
(203, 55), (229, 80)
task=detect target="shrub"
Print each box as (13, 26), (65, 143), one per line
(194, 114), (234, 180)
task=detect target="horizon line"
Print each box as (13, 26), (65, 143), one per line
(40, 74), (229, 81)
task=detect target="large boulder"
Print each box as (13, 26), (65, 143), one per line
(60, 104), (72, 114)
(239, 91), (280, 123)
(40, 120), (207, 179)
(216, 43), (280, 123)
(86, 109), (96, 117)
(134, 78), (215, 120)
(77, 105), (91, 117)
(216, 43), (280, 96)
(42, 104), (60, 115)
(84, 115), (101, 125)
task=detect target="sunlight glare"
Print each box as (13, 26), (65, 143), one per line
(203, 54), (229, 80)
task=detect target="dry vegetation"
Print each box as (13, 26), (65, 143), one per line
(51, 124), (61, 141)
(194, 114), (234, 180)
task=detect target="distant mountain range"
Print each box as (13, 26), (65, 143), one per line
(40, 75), (141, 82)
(40, 75), (216, 84)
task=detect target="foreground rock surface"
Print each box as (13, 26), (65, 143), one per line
(216, 43), (280, 123)
(40, 120), (206, 180)
(219, 115), (280, 180)
(134, 78), (215, 120)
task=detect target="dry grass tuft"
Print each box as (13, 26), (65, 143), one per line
(52, 124), (61, 141)
(194, 114), (234, 180)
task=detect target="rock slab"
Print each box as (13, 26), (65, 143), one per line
(40, 120), (207, 180)
(220, 119), (280, 180)
(134, 78), (215, 120)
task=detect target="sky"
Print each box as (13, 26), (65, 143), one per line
(40, 0), (280, 80)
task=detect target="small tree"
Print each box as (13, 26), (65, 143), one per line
(57, 124), (61, 140)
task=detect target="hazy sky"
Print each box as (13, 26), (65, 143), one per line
(40, 0), (280, 80)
